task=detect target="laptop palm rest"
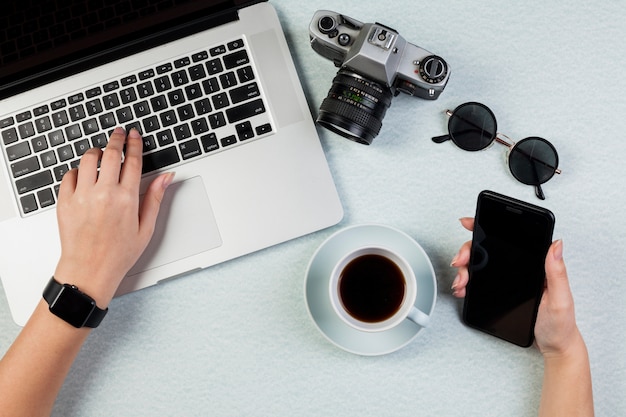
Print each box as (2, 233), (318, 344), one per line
(127, 176), (222, 277)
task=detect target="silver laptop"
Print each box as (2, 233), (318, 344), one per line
(0, 0), (343, 326)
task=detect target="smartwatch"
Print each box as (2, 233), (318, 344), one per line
(43, 277), (108, 328)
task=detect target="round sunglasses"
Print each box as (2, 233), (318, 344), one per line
(431, 102), (561, 200)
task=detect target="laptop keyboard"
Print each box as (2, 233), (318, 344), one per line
(1, 37), (273, 217)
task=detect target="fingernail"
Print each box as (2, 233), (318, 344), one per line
(113, 127), (126, 135)
(450, 253), (459, 267)
(162, 172), (175, 190)
(451, 274), (460, 291)
(129, 128), (141, 139)
(553, 239), (563, 261)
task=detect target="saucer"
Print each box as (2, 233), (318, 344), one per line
(304, 224), (437, 356)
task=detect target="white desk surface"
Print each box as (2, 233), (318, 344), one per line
(1, 1), (625, 415)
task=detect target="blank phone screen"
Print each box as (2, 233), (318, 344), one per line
(464, 191), (554, 347)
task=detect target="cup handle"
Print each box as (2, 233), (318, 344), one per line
(407, 306), (430, 328)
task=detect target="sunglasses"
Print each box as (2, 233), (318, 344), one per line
(431, 102), (561, 200)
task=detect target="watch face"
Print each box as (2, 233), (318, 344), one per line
(50, 285), (96, 328)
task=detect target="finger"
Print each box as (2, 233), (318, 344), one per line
(138, 172), (175, 243)
(451, 267), (469, 298)
(544, 240), (572, 305)
(451, 240), (472, 267)
(460, 217), (474, 231)
(58, 168), (78, 202)
(119, 128), (143, 190)
(98, 127), (126, 183)
(75, 147), (102, 188)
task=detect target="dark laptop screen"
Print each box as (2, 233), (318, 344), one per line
(0, 0), (259, 99)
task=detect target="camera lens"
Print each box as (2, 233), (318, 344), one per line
(318, 16), (337, 34)
(317, 70), (393, 145)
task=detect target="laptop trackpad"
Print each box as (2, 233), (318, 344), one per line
(128, 176), (222, 276)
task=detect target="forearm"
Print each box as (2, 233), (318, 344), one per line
(0, 300), (92, 417)
(538, 332), (594, 417)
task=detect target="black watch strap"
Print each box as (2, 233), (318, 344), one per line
(43, 277), (108, 328)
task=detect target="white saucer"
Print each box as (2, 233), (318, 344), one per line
(304, 224), (437, 356)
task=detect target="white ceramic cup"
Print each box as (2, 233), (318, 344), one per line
(329, 246), (430, 332)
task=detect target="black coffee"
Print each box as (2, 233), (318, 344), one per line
(339, 254), (406, 323)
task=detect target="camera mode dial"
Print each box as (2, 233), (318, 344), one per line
(418, 55), (448, 84)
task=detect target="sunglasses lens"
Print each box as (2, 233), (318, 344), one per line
(448, 102), (497, 151)
(509, 137), (559, 185)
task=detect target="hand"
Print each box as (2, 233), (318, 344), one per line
(53, 127), (174, 307)
(451, 217), (582, 356)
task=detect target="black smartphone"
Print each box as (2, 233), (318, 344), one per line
(463, 190), (555, 347)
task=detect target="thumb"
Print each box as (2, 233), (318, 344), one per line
(139, 172), (175, 240)
(544, 240), (572, 302)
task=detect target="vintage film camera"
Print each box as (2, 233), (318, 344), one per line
(309, 10), (450, 144)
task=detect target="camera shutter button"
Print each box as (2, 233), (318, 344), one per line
(338, 33), (351, 46)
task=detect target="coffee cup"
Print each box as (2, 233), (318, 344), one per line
(329, 246), (430, 332)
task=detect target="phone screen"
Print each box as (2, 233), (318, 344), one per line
(463, 190), (555, 347)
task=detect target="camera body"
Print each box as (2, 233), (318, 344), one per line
(309, 10), (450, 144)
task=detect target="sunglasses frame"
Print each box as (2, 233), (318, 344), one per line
(432, 102), (561, 200)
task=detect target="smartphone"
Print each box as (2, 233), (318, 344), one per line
(463, 190), (555, 347)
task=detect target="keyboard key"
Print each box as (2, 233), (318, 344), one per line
(142, 146), (180, 174)
(65, 124), (82, 141)
(51, 99), (67, 110)
(139, 69), (155, 80)
(103, 93), (121, 109)
(219, 72), (237, 89)
(156, 63), (172, 74)
(179, 139), (201, 160)
(18, 122), (36, 139)
(224, 50), (249, 69)
(33, 105), (49, 116)
(211, 93), (229, 110)
(137, 82), (155, 98)
(208, 112), (226, 129)
(68, 93), (84, 104)
(202, 77), (220, 94)
(156, 129), (175, 147)
(2, 127), (19, 145)
(40, 150), (57, 168)
(150, 95), (168, 112)
(48, 130), (65, 147)
(133, 101), (151, 118)
(99, 113), (117, 129)
(35, 116), (53, 133)
(20, 194), (38, 214)
(174, 57), (190, 68)
(206, 58), (223, 75)
(185, 83), (203, 100)
(6, 141), (31, 161)
(121, 75), (137, 86)
(227, 39), (244, 50)
(15, 170), (53, 194)
(69, 105), (86, 121)
(188, 64), (206, 81)
(230, 82), (260, 104)
(226, 99), (266, 123)
(52, 110), (69, 127)
(235, 121), (254, 141)
(103, 81), (119, 92)
(255, 123), (272, 135)
(37, 188), (55, 208)
(86, 87), (102, 98)
(82, 119), (99, 135)
(116, 107), (133, 123)
(194, 98), (212, 115)
(173, 124), (192, 141)
(191, 118), (209, 135)
(160, 110), (177, 127)
(74, 139), (91, 156)
(53, 164), (70, 182)
(167, 89), (185, 106)
(1, 117), (14, 128)
(221, 135), (237, 147)
(201, 133), (219, 153)
(192, 51), (209, 62)
(120, 87), (137, 104)
(16, 111), (32, 122)
(237, 66), (255, 83)
(57, 144), (74, 162)
(86, 99), (104, 116)
(177, 104), (195, 121)
(142, 135), (157, 152)
(91, 133), (108, 148)
(154, 76), (172, 92)
(11, 155), (40, 177)
(31, 136), (48, 152)
(209, 45), (226, 56)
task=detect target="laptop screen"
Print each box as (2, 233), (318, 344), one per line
(0, 0), (260, 99)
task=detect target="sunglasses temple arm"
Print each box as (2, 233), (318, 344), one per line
(432, 134), (451, 143)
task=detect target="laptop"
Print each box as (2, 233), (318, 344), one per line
(0, 0), (343, 326)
